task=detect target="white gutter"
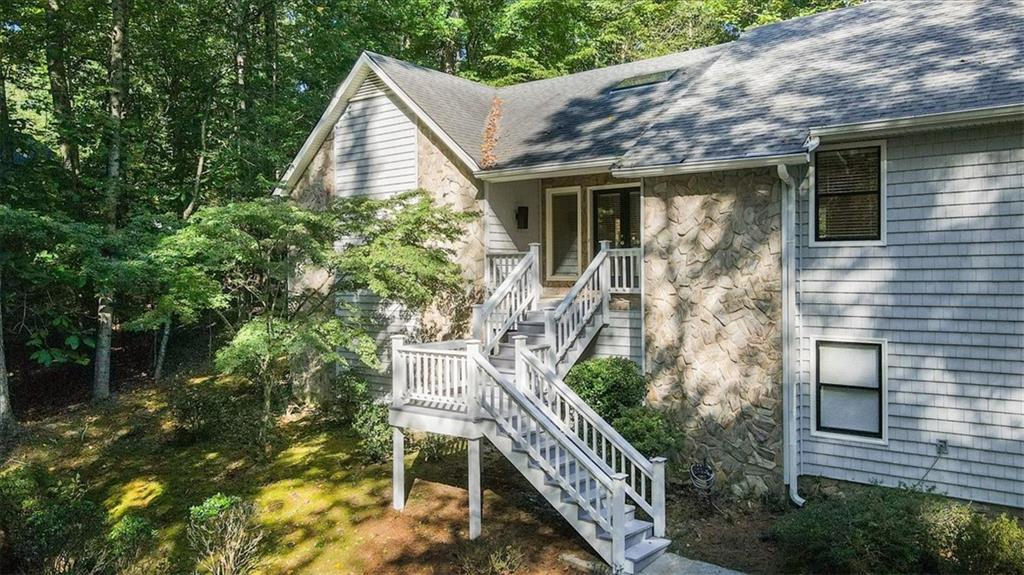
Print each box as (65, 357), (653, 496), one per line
(476, 157), (617, 183)
(808, 104), (1024, 141)
(777, 163), (805, 508)
(611, 152), (806, 179)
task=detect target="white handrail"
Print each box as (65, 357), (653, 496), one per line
(392, 336), (470, 412)
(517, 343), (664, 526)
(485, 251), (527, 293)
(606, 247), (641, 294)
(549, 249), (608, 364)
(471, 353), (619, 533)
(473, 250), (538, 355)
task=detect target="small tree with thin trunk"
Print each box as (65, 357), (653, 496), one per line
(153, 190), (474, 445)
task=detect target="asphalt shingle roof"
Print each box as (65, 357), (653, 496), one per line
(365, 0), (1023, 172)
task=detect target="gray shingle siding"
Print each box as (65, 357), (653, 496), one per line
(796, 122), (1024, 508)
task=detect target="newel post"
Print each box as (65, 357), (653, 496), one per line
(471, 304), (484, 342)
(391, 335), (406, 408)
(599, 240), (611, 325)
(529, 242), (542, 310)
(652, 457), (667, 537)
(611, 472), (628, 570)
(513, 335), (528, 394)
(543, 309), (557, 368)
(466, 340), (481, 420)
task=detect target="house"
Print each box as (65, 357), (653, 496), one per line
(277, 1), (1023, 571)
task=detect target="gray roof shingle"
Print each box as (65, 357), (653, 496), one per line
(618, 0), (1024, 168)
(365, 0), (1022, 172)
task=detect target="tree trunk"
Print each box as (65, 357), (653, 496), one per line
(0, 272), (16, 438)
(44, 0), (80, 187)
(154, 319), (170, 382)
(94, 0), (128, 401)
(0, 64), (13, 171)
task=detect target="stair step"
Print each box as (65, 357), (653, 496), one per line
(490, 341), (548, 359)
(625, 537), (672, 572)
(499, 332), (548, 346)
(597, 518), (654, 546)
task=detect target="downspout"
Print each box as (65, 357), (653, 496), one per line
(777, 163), (806, 507)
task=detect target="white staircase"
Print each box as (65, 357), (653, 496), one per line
(391, 242), (663, 573)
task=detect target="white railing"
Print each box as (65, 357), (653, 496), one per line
(391, 337), (473, 413)
(473, 244), (542, 355)
(471, 352), (630, 568)
(607, 247), (641, 294)
(485, 251), (527, 294)
(513, 338), (666, 537)
(546, 242), (610, 366)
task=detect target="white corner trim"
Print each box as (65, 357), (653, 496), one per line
(273, 52), (481, 196)
(809, 335), (890, 446)
(808, 140), (888, 248)
(611, 152), (808, 178)
(808, 104), (1024, 141)
(477, 157), (617, 182)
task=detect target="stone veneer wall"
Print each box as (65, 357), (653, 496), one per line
(416, 124), (486, 340)
(642, 168), (784, 498)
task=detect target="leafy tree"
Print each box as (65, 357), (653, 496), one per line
(154, 191), (474, 442)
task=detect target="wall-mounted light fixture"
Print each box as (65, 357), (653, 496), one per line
(515, 206), (529, 230)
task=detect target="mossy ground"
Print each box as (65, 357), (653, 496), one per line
(2, 375), (590, 574)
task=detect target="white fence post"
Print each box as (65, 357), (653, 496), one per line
(543, 309), (557, 369)
(471, 304), (484, 342)
(652, 456), (667, 537)
(529, 242), (542, 310)
(466, 340), (481, 420)
(612, 472), (627, 570)
(513, 335), (528, 394)
(391, 335), (406, 408)
(599, 240), (611, 325)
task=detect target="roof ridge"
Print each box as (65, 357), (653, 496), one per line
(364, 51), (497, 95)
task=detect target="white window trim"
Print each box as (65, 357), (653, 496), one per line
(545, 186), (582, 281)
(586, 182), (642, 261)
(809, 335), (889, 446)
(808, 139), (887, 248)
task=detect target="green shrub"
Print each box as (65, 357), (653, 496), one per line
(322, 374), (372, 425)
(187, 494), (263, 575)
(564, 357), (645, 421)
(168, 381), (225, 440)
(770, 484), (1024, 575)
(951, 513), (1024, 575)
(611, 406), (676, 458)
(416, 433), (463, 462)
(0, 466), (106, 573)
(353, 401), (391, 463)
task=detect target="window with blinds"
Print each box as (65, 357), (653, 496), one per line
(816, 340), (884, 438)
(814, 146), (882, 241)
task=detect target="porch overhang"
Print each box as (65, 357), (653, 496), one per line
(476, 157), (618, 183)
(610, 152), (808, 178)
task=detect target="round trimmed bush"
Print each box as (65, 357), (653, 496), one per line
(564, 357), (646, 421)
(612, 406), (676, 458)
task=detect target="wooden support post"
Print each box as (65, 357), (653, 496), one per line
(599, 240), (611, 326)
(612, 472), (627, 570)
(513, 335), (528, 394)
(529, 242), (542, 310)
(468, 437), (482, 539)
(652, 456), (667, 537)
(391, 335), (406, 408)
(466, 340), (481, 420)
(392, 427), (405, 511)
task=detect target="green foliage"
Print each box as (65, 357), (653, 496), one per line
(189, 493), (243, 524)
(168, 382), (226, 440)
(107, 514), (158, 559)
(770, 484), (1024, 574)
(0, 466), (105, 573)
(353, 401), (392, 464)
(416, 433), (465, 463)
(611, 406), (676, 458)
(322, 373), (372, 425)
(565, 357), (646, 421)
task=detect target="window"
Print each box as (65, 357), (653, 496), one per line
(591, 186), (641, 252)
(816, 340), (884, 439)
(814, 145), (884, 242)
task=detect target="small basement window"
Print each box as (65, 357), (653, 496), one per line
(814, 145), (883, 242)
(816, 340), (884, 439)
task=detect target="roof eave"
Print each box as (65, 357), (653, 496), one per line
(611, 152), (808, 178)
(476, 157), (618, 182)
(808, 104), (1024, 142)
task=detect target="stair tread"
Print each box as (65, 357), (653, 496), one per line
(597, 518), (653, 541)
(625, 537), (671, 562)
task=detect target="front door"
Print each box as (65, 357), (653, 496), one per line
(592, 186), (641, 252)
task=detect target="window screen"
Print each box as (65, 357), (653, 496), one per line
(816, 341), (883, 438)
(815, 146), (882, 241)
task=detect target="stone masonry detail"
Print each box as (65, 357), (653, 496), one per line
(643, 168), (783, 499)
